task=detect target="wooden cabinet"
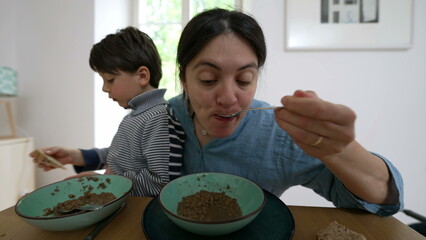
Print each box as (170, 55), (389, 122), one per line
(0, 137), (34, 210)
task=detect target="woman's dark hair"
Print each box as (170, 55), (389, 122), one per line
(89, 26), (162, 88)
(177, 8), (266, 81)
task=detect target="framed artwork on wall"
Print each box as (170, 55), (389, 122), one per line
(285, 0), (413, 50)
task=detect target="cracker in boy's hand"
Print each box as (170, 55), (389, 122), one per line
(31, 149), (66, 169)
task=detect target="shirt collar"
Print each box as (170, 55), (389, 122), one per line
(128, 89), (167, 115)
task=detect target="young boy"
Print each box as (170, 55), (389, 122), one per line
(33, 27), (184, 197)
(93, 26), (186, 196)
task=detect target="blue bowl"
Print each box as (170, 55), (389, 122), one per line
(159, 172), (266, 236)
(15, 175), (132, 231)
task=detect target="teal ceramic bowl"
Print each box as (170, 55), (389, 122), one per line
(15, 175), (132, 231)
(159, 172), (266, 236)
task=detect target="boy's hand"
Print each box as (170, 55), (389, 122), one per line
(30, 147), (84, 171)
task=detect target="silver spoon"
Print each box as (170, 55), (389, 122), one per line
(217, 106), (284, 118)
(58, 204), (104, 214)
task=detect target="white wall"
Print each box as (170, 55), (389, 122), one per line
(249, 1), (426, 225)
(0, 0), (130, 190)
(1, 0), (425, 225)
(1, 0), (96, 187)
(0, 0), (18, 69)
(93, 0), (132, 148)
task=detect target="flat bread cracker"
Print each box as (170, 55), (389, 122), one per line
(32, 149), (66, 169)
(317, 221), (366, 240)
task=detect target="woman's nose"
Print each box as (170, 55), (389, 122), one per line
(217, 82), (237, 107)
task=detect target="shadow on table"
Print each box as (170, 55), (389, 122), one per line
(409, 223), (426, 237)
(403, 209), (426, 237)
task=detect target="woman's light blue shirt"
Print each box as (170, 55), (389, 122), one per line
(169, 95), (404, 217)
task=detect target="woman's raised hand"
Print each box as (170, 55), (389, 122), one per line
(274, 90), (356, 160)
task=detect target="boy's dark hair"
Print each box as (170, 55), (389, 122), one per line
(89, 26), (162, 88)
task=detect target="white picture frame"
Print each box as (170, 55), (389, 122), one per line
(285, 0), (413, 50)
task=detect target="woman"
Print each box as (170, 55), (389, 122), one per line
(168, 8), (402, 216)
(34, 9), (403, 216)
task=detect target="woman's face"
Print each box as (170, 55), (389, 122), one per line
(183, 33), (259, 139)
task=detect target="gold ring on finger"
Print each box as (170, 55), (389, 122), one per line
(311, 136), (324, 146)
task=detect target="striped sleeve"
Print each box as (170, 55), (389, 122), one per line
(167, 106), (185, 181)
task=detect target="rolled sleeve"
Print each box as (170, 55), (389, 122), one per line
(357, 152), (404, 216)
(306, 152), (404, 217)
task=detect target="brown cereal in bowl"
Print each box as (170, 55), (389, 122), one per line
(177, 190), (242, 221)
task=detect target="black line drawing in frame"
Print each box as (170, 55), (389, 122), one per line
(321, 0), (379, 24)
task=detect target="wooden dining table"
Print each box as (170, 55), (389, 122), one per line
(1, 196), (424, 240)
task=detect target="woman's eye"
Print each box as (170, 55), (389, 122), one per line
(198, 71), (216, 84)
(200, 79), (216, 85)
(236, 77), (253, 86)
(237, 72), (256, 86)
(237, 80), (251, 86)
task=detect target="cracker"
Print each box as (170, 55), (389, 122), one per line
(32, 149), (66, 169)
(317, 221), (367, 240)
